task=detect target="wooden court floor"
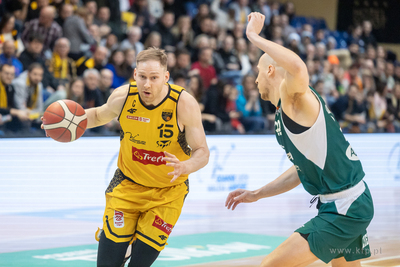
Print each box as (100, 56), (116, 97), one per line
(0, 186), (398, 267)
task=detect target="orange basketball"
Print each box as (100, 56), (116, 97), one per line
(43, 100), (87, 143)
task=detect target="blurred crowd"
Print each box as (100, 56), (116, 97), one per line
(0, 0), (399, 137)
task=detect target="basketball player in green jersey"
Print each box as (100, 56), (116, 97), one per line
(225, 13), (374, 267)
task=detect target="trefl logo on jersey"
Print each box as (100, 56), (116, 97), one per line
(127, 115), (150, 123)
(114, 210), (124, 228)
(152, 215), (173, 235)
(162, 109), (173, 122)
(132, 147), (166, 165)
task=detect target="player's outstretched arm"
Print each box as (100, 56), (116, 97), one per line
(86, 84), (129, 129)
(164, 91), (210, 182)
(246, 12), (309, 96)
(225, 165), (301, 210)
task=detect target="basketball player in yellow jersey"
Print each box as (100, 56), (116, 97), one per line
(65, 48), (209, 267)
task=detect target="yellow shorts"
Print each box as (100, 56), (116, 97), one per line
(101, 169), (189, 251)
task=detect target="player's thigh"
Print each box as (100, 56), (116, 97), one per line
(102, 199), (140, 243)
(331, 257), (362, 267)
(260, 232), (318, 267)
(135, 197), (184, 251)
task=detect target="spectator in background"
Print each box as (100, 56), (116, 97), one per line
(236, 38), (251, 76)
(171, 15), (195, 50)
(343, 63), (362, 91)
(89, 24), (101, 46)
(225, 83), (245, 134)
(0, 40), (23, 76)
(368, 82), (389, 132)
(12, 63), (44, 121)
(21, 6), (62, 55)
(105, 49), (131, 88)
(211, 0), (235, 31)
(387, 82), (400, 132)
(187, 74), (204, 108)
(191, 47), (217, 90)
(25, 0), (49, 22)
(0, 64), (29, 133)
(55, 4), (74, 28)
(129, 0), (152, 39)
(195, 16), (214, 37)
(218, 34), (242, 85)
(151, 11), (177, 51)
(95, 6), (123, 41)
(191, 3), (211, 35)
(247, 42), (262, 66)
(331, 83), (368, 133)
(0, 0), (30, 24)
(63, 7), (96, 60)
(82, 68), (104, 109)
(85, 0), (100, 25)
(18, 34), (58, 90)
(280, 13), (296, 42)
(143, 31), (162, 49)
(201, 80), (231, 133)
(47, 37), (76, 85)
(99, 68), (114, 101)
(124, 48), (136, 70)
(66, 78), (85, 107)
(119, 26), (144, 55)
(287, 32), (301, 56)
(361, 20), (377, 48)
(230, 0), (251, 25)
(170, 49), (191, 80)
(236, 74), (264, 133)
(100, 33), (119, 55)
(0, 13), (24, 56)
(76, 46), (108, 76)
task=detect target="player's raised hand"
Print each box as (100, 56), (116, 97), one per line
(225, 189), (258, 210)
(164, 151), (187, 183)
(246, 12), (265, 36)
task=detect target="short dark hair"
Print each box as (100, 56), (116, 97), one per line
(28, 63), (44, 72)
(28, 34), (45, 44)
(0, 63), (14, 72)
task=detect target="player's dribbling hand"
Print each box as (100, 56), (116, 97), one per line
(40, 116), (49, 137)
(164, 151), (187, 183)
(225, 189), (258, 211)
(246, 12), (265, 36)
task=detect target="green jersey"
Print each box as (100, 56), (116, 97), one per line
(274, 87), (364, 195)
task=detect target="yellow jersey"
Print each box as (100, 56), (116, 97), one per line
(117, 82), (191, 188)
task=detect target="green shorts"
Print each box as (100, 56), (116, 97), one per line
(295, 181), (374, 263)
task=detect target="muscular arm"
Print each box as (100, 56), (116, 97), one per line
(177, 91), (210, 174)
(86, 84), (128, 128)
(246, 13), (309, 96)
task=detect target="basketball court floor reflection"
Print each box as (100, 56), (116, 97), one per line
(0, 185), (398, 267)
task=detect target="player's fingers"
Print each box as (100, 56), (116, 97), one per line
(170, 174), (179, 183)
(232, 200), (241, 211)
(163, 151), (176, 158)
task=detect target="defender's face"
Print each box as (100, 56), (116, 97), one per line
(255, 64), (270, 101)
(134, 60), (169, 106)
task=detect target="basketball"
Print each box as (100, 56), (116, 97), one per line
(43, 100), (87, 143)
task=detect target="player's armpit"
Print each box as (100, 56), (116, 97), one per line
(86, 84), (129, 128)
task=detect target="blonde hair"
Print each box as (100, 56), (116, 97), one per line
(136, 47), (168, 69)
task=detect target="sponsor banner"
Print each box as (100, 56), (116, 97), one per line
(0, 134), (399, 213)
(0, 232), (287, 267)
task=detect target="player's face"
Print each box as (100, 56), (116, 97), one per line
(134, 60), (169, 106)
(255, 64), (270, 101)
